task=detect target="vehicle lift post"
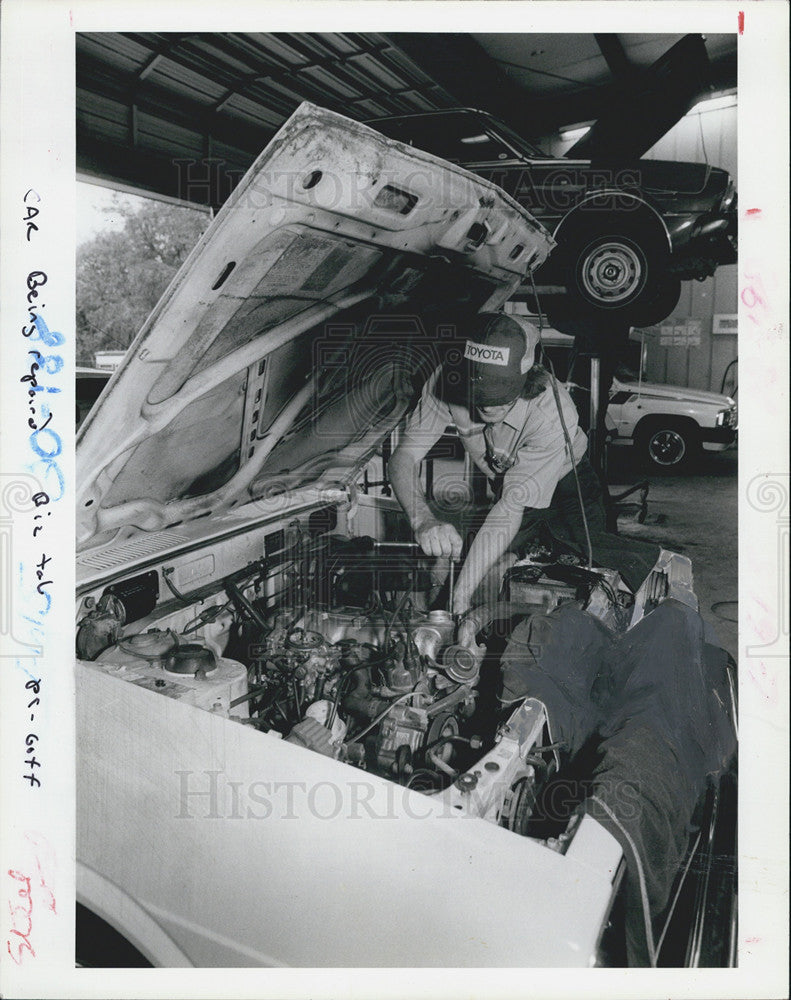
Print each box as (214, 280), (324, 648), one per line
(584, 324), (649, 527)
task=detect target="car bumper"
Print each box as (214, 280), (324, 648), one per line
(701, 427), (737, 450)
(669, 210), (737, 277)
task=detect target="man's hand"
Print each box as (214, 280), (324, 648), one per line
(414, 518), (463, 559)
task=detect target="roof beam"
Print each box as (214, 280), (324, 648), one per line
(594, 34), (634, 81)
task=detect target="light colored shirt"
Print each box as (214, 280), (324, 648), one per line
(401, 366), (588, 510)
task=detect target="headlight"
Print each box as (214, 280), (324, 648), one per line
(716, 406), (738, 428)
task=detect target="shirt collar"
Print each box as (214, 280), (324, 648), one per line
(502, 396), (530, 431)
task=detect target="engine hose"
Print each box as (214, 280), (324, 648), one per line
(225, 580), (272, 635)
(460, 600), (540, 638)
(161, 567), (191, 604)
(383, 590), (412, 653)
(336, 665), (390, 725)
(326, 679), (344, 732)
(405, 768), (444, 791)
(427, 749), (457, 777)
(425, 734), (476, 753)
(231, 682), (285, 713)
(327, 655), (389, 730)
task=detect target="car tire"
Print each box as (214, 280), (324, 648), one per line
(76, 903), (152, 967)
(629, 274), (682, 328)
(561, 218), (670, 325)
(635, 418), (700, 470)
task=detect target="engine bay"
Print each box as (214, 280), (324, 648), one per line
(75, 496), (654, 840)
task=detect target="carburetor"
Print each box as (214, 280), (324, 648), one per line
(263, 626), (341, 703)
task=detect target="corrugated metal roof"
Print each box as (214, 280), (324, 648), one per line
(77, 30), (458, 200)
(76, 31), (736, 208)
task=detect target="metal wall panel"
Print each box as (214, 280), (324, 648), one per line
(640, 104), (737, 391)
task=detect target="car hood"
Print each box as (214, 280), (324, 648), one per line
(613, 377), (733, 407)
(566, 34), (712, 161)
(77, 102), (554, 551)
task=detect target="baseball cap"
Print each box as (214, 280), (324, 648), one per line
(445, 312), (540, 407)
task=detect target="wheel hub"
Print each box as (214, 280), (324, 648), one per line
(581, 241), (644, 304)
(649, 429), (686, 466)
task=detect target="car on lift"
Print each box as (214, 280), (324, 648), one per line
(369, 107), (736, 331)
(74, 103), (736, 969)
(367, 36), (737, 332)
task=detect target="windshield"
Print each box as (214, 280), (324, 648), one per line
(369, 111), (548, 164)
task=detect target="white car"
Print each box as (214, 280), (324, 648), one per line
(533, 328), (737, 469)
(606, 375), (737, 469)
(75, 103), (735, 969)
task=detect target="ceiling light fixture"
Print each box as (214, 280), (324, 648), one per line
(559, 125), (591, 143)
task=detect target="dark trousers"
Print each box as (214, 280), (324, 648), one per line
(501, 599), (737, 965)
(508, 456), (659, 591)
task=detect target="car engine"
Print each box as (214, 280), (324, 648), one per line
(76, 519), (640, 823)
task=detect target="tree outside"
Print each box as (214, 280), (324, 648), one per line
(76, 195), (210, 366)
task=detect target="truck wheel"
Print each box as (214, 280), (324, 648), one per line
(636, 419), (700, 470)
(562, 219), (670, 324)
(630, 274), (682, 327)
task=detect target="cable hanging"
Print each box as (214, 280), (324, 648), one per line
(528, 271), (594, 570)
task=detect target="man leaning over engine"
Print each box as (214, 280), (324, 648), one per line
(388, 311), (658, 621)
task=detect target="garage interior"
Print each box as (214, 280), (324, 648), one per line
(76, 32), (738, 657)
(66, 29), (749, 970)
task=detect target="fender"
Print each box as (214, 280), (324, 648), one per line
(77, 862), (192, 967)
(552, 190), (672, 253)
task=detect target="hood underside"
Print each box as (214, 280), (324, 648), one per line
(77, 102), (555, 551)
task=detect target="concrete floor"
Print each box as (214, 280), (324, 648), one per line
(608, 444), (738, 660)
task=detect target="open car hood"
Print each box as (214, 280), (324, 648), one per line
(77, 102), (554, 551)
(566, 34), (713, 161)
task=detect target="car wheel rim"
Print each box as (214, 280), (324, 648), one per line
(580, 241), (644, 304)
(649, 429), (686, 466)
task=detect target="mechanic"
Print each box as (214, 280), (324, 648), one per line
(388, 311), (659, 616)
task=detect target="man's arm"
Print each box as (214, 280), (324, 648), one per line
(454, 387), (584, 616)
(388, 368), (463, 559)
(388, 438), (462, 559)
(452, 497), (524, 615)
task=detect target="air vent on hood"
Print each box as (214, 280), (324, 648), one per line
(212, 261), (236, 290)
